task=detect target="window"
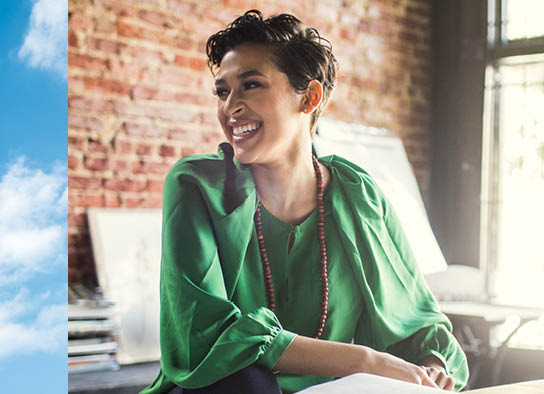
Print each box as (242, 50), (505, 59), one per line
(482, 0), (544, 307)
(481, 0), (544, 349)
(481, 0), (544, 347)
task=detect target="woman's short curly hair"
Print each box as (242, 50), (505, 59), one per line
(206, 9), (338, 136)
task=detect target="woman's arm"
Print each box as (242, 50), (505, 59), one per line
(273, 335), (440, 388)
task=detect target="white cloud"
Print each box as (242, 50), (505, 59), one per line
(18, 0), (68, 78)
(0, 290), (66, 359)
(0, 157), (67, 359)
(0, 157), (66, 279)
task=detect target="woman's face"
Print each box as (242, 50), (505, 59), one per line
(214, 44), (309, 165)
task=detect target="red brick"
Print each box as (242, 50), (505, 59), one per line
(107, 58), (142, 80)
(68, 95), (94, 110)
(68, 0), (91, 12)
(68, 155), (80, 170)
(94, 0), (138, 17)
(113, 138), (132, 154)
(123, 122), (168, 138)
(129, 47), (166, 64)
(174, 55), (207, 71)
(140, 197), (162, 208)
(147, 179), (164, 193)
(69, 114), (103, 131)
(68, 52), (108, 72)
(103, 178), (147, 192)
(118, 20), (178, 47)
(159, 145), (176, 157)
(69, 176), (102, 190)
(136, 144), (153, 155)
(84, 76), (131, 95)
(122, 196), (143, 208)
(71, 192), (104, 208)
(68, 212), (87, 228)
(181, 147), (197, 157)
(340, 27), (357, 41)
(138, 9), (177, 28)
(113, 101), (153, 117)
(88, 139), (109, 153)
(95, 15), (116, 34)
(133, 0), (160, 6)
(157, 69), (195, 87)
(199, 112), (218, 127)
(112, 159), (129, 172)
(166, 0), (200, 16)
(156, 107), (199, 123)
(69, 12), (92, 30)
(68, 136), (85, 149)
(202, 6), (238, 24)
(168, 127), (206, 143)
(131, 85), (174, 101)
(84, 157), (109, 171)
(88, 37), (123, 54)
(68, 30), (79, 47)
(104, 193), (121, 207)
(68, 75), (84, 90)
(173, 37), (194, 51)
(133, 160), (171, 174)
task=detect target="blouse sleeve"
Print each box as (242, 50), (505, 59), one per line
(352, 174), (468, 392)
(158, 169), (296, 389)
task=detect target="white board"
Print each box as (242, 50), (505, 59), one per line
(88, 208), (162, 364)
(314, 118), (447, 275)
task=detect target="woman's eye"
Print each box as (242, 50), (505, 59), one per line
(213, 88), (229, 98)
(243, 81), (261, 90)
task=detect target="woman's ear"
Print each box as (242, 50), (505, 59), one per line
(301, 80), (323, 114)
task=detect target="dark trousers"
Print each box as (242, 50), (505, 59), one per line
(168, 365), (282, 394)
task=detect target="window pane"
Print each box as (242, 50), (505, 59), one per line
(504, 0), (544, 40)
(493, 55), (544, 308)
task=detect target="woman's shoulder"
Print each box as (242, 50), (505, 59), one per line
(321, 154), (380, 192)
(164, 143), (234, 189)
(320, 154), (386, 214)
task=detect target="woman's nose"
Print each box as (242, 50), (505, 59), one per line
(223, 92), (244, 116)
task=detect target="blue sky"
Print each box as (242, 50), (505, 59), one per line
(0, 0), (67, 393)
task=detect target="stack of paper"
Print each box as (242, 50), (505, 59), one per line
(68, 284), (120, 374)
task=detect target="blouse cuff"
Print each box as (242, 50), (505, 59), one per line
(256, 328), (297, 370)
(418, 350), (449, 374)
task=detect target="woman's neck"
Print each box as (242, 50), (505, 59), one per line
(250, 151), (330, 225)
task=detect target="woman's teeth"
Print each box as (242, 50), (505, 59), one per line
(232, 123), (260, 136)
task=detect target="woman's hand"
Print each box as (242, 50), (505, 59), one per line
(365, 349), (439, 388)
(419, 354), (456, 391)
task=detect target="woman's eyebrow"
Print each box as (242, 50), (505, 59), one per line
(215, 70), (266, 86)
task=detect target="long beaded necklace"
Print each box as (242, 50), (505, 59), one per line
(254, 156), (328, 339)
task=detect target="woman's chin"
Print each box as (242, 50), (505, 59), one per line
(232, 149), (255, 165)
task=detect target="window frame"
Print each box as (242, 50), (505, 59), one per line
(481, 0), (544, 300)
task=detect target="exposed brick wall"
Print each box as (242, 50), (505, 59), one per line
(68, 0), (432, 284)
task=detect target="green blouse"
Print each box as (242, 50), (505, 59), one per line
(142, 143), (468, 394)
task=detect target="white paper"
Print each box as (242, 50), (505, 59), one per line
(296, 373), (448, 394)
(314, 118), (447, 275)
(88, 208), (162, 364)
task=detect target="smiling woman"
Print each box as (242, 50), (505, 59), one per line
(141, 10), (468, 394)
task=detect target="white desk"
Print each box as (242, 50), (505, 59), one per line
(465, 379), (544, 393)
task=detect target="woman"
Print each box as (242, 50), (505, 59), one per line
(142, 10), (468, 394)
